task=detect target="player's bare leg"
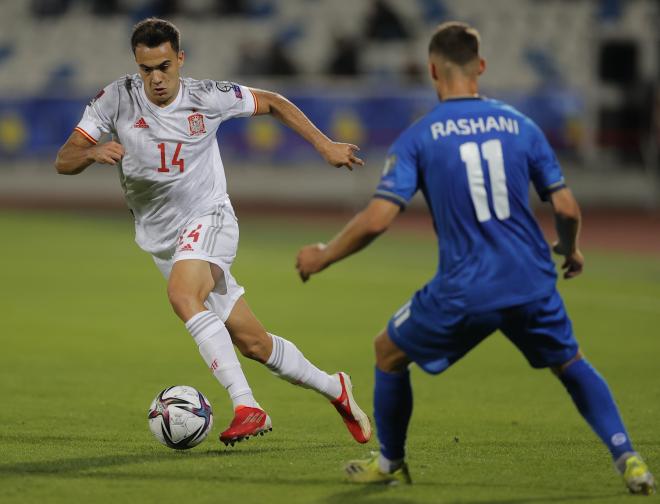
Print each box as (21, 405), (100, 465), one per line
(222, 297), (272, 363)
(168, 259), (269, 446)
(225, 297), (371, 443)
(346, 329), (412, 484)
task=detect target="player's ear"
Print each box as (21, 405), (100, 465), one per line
(428, 61), (438, 81)
(178, 50), (185, 68)
(477, 57), (486, 76)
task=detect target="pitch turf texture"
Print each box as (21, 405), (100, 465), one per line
(1, 210), (658, 504)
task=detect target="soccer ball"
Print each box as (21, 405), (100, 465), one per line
(148, 385), (213, 449)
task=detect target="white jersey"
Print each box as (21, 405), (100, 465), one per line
(75, 74), (257, 256)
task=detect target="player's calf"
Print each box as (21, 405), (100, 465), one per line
(555, 357), (657, 494)
(224, 297), (273, 363)
(231, 329), (272, 363)
(556, 358), (635, 459)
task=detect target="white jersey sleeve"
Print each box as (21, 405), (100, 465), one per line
(75, 82), (120, 143)
(208, 81), (257, 119)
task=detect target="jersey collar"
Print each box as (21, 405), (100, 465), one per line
(442, 95), (484, 102)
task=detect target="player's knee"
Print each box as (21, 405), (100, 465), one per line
(167, 286), (199, 321)
(373, 333), (386, 359)
(374, 331), (407, 373)
(551, 350), (584, 376)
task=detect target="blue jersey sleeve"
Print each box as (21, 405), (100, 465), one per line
(527, 121), (566, 201)
(374, 133), (419, 208)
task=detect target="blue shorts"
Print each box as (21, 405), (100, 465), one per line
(387, 289), (578, 374)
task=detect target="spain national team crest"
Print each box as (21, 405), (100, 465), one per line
(187, 112), (206, 136)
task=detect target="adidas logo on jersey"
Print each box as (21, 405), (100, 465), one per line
(134, 117), (149, 128)
(179, 243), (194, 252)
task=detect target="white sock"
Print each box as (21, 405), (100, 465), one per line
(185, 310), (258, 409)
(378, 453), (404, 473)
(265, 334), (341, 400)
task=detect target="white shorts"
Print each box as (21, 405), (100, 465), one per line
(152, 200), (245, 322)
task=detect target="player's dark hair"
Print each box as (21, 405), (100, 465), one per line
(428, 21), (480, 65)
(131, 18), (180, 54)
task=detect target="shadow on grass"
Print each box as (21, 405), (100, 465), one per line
(324, 485), (623, 504)
(0, 432), (340, 481)
(0, 436), (352, 486)
(0, 449), (343, 486)
(325, 485), (416, 504)
(0, 433), (632, 502)
(0, 450), (627, 504)
(0, 450), (239, 476)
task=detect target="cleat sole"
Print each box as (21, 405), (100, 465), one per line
(220, 426), (272, 447)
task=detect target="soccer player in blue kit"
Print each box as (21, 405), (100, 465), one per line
(296, 22), (655, 494)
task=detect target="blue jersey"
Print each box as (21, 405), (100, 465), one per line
(376, 97), (565, 314)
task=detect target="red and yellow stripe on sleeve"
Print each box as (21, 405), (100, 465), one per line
(248, 88), (259, 116)
(74, 127), (98, 145)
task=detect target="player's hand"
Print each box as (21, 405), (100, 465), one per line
(90, 141), (125, 165)
(319, 141), (364, 171)
(296, 243), (328, 282)
(552, 242), (584, 279)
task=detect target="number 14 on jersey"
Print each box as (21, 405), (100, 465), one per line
(157, 142), (185, 173)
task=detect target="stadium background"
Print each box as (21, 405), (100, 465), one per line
(1, 1), (659, 503)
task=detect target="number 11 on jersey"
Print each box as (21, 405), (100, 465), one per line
(459, 139), (510, 222)
(157, 142), (185, 173)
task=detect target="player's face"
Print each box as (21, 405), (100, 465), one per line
(134, 42), (185, 107)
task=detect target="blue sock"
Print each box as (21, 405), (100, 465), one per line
(559, 358), (633, 460)
(374, 366), (413, 461)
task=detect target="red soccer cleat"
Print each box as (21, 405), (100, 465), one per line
(331, 372), (372, 444)
(219, 406), (272, 446)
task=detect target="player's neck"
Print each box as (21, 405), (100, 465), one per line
(436, 80), (479, 101)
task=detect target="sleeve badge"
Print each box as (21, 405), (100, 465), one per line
(382, 154), (397, 176)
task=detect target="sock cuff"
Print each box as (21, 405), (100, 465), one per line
(375, 366), (410, 383)
(559, 357), (593, 381)
(615, 451), (639, 474)
(378, 453), (404, 473)
(186, 310), (222, 345)
(266, 334), (286, 370)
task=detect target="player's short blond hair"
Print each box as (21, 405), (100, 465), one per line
(428, 21), (480, 66)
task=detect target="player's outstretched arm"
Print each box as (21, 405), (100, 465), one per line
(55, 131), (124, 175)
(249, 88), (364, 171)
(550, 187), (584, 279)
(296, 198), (400, 282)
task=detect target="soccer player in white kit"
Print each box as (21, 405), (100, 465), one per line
(55, 18), (371, 447)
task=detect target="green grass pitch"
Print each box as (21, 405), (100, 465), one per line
(1, 210), (658, 504)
